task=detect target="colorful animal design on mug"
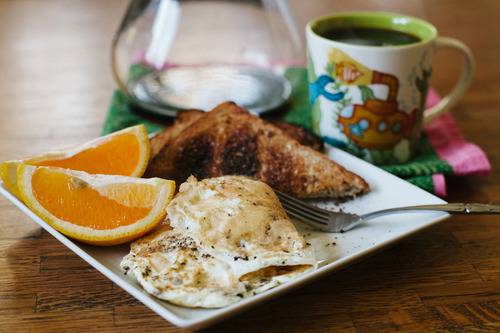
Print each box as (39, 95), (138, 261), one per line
(326, 49), (417, 150)
(309, 75), (344, 103)
(338, 99), (417, 150)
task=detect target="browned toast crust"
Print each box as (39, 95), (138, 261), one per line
(146, 102), (368, 199)
(150, 110), (204, 157)
(271, 121), (324, 152)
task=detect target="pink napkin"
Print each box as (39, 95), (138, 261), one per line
(424, 90), (491, 196)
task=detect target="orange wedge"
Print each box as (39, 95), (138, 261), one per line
(1, 125), (150, 197)
(17, 164), (175, 246)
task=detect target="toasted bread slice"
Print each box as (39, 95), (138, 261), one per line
(150, 112), (324, 159)
(145, 102), (368, 199)
(271, 121), (324, 152)
(150, 110), (204, 157)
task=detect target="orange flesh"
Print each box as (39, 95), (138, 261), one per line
(33, 133), (140, 176)
(31, 168), (152, 230)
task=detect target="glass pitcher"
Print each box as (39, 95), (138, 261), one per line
(111, 0), (303, 116)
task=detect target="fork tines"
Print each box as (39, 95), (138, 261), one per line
(274, 190), (329, 226)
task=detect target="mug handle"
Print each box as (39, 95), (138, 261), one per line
(423, 37), (475, 124)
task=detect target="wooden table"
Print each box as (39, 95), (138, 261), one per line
(1, 1), (499, 332)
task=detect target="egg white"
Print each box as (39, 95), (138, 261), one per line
(121, 176), (317, 308)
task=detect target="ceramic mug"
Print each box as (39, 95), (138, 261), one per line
(306, 11), (474, 164)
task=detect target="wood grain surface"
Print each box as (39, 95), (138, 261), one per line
(1, 0), (499, 332)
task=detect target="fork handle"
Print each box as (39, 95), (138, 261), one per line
(361, 203), (500, 221)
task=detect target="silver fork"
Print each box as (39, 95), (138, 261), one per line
(275, 191), (500, 233)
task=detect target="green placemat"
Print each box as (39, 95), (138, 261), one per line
(103, 67), (453, 195)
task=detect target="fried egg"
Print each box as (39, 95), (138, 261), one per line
(121, 176), (316, 308)
(121, 224), (246, 308)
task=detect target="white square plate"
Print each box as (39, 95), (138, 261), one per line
(0, 147), (448, 329)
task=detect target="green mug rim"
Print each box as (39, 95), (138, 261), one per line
(307, 11), (437, 50)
